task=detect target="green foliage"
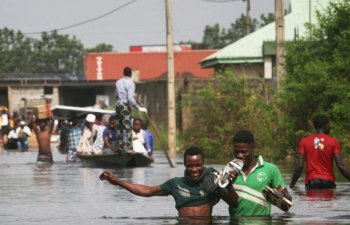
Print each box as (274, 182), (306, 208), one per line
(181, 13), (271, 49)
(259, 12), (275, 27)
(0, 27), (33, 73)
(33, 30), (85, 74)
(201, 24), (226, 49)
(200, 14), (258, 49)
(86, 43), (114, 53)
(182, 68), (282, 160)
(280, 0), (350, 156)
(0, 28), (114, 76)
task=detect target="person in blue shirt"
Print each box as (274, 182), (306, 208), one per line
(102, 116), (118, 154)
(115, 66), (147, 152)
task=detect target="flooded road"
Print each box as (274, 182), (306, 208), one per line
(0, 149), (350, 225)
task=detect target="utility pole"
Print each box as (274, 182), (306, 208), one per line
(165, 0), (176, 167)
(309, 0), (312, 37)
(275, 0), (285, 90)
(243, 0), (251, 35)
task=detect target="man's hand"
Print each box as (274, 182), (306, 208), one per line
(138, 107), (148, 113)
(99, 171), (119, 185)
(227, 169), (239, 182)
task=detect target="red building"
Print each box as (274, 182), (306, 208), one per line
(84, 50), (216, 81)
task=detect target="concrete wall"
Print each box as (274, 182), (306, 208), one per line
(7, 86), (59, 118)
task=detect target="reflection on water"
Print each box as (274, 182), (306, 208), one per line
(0, 149), (350, 224)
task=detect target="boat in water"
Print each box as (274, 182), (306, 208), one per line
(77, 152), (153, 168)
(51, 105), (153, 168)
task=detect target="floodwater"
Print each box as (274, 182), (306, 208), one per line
(0, 149), (350, 225)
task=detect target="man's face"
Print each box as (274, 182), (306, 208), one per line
(109, 119), (116, 130)
(233, 142), (255, 167)
(184, 154), (204, 181)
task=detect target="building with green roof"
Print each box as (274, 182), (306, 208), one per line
(200, 0), (332, 80)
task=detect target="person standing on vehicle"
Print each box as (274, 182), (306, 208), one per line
(115, 66), (147, 152)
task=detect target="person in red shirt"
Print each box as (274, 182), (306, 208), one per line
(290, 115), (350, 189)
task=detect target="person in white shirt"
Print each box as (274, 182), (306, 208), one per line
(16, 120), (32, 151)
(1, 109), (10, 145)
(92, 114), (110, 155)
(4, 128), (18, 149)
(132, 118), (150, 157)
(77, 114), (97, 155)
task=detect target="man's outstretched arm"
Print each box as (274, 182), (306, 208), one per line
(99, 171), (165, 197)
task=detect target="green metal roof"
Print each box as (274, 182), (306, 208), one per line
(201, 0), (333, 68)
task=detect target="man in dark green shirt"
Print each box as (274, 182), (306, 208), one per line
(100, 146), (237, 217)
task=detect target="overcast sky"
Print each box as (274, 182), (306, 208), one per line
(0, 0), (290, 51)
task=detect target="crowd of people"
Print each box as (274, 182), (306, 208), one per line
(2, 65), (350, 219)
(100, 119), (350, 217)
(57, 114), (154, 162)
(0, 109), (32, 151)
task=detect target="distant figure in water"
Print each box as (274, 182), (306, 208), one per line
(16, 120), (31, 151)
(30, 116), (54, 163)
(290, 115), (350, 189)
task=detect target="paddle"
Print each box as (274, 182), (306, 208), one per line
(135, 99), (176, 167)
(143, 112), (176, 168)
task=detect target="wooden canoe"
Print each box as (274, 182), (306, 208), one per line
(77, 152), (153, 168)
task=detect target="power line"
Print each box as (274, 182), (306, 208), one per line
(200, 0), (242, 3)
(24, 0), (138, 35)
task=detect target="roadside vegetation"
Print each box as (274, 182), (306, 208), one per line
(182, 0), (350, 161)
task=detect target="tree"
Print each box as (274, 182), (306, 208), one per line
(86, 43), (113, 53)
(0, 27), (33, 74)
(0, 28), (114, 76)
(224, 14), (258, 44)
(182, 68), (279, 160)
(188, 13), (268, 50)
(201, 24), (226, 49)
(259, 12), (275, 27)
(32, 30), (85, 75)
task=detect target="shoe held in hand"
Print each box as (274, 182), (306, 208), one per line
(138, 107), (148, 113)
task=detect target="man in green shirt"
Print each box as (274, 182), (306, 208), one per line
(228, 130), (292, 216)
(99, 146), (237, 217)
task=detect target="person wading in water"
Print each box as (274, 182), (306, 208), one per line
(30, 116), (54, 163)
(100, 146), (238, 217)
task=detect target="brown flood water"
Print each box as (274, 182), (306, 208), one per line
(0, 149), (350, 225)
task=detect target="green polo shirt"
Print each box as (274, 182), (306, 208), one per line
(229, 156), (286, 217)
